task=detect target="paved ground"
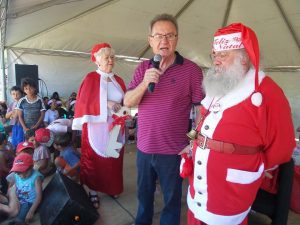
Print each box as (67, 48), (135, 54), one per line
(30, 143), (300, 225)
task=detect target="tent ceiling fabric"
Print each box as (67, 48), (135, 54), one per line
(5, 0), (300, 68)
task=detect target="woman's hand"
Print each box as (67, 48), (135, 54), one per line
(108, 101), (122, 113)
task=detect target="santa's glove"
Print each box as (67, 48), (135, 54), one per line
(180, 153), (193, 178)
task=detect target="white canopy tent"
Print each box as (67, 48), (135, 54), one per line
(0, 0), (300, 129)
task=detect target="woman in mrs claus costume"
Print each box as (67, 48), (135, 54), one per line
(72, 43), (127, 209)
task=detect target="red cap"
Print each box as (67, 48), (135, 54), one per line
(16, 141), (34, 154)
(213, 23), (260, 91)
(91, 43), (111, 62)
(35, 128), (54, 147)
(10, 153), (33, 173)
(35, 128), (50, 143)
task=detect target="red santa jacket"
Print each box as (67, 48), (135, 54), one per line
(181, 70), (295, 225)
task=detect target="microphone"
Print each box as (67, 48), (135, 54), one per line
(148, 54), (162, 93)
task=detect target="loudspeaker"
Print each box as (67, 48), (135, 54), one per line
(15, 64), (39, 92)
(39, 172), (99, 225)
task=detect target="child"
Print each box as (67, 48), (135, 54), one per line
(66, 92), (76, 118)
(0, 102), (8, 126)
(16, 78), (46, 133)
(43, 99), (59, 127)
(10, 153), (43, 223)
(16, 142), (34, 156)
(5, 86), (24, 148)
(0, 133), (14, 194)
(33, 128), (55, 176)
(6, 141), (35, 189)
(4, 126), (14, 152)
(42, 96), (50, 110)
(24, 129), (35, 144)
(53, 133), (80, 182)
(0, 185), (19, 221)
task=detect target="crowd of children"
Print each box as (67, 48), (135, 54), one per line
(0, 77), (138, 224)
(0, 78), (80, 224)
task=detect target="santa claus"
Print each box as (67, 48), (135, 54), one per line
(72, 43), (127, 208)
(180, 23), (295, 225)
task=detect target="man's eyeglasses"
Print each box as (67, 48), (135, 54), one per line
(210, 51), (229, 61)
(150, 33), (178, 41)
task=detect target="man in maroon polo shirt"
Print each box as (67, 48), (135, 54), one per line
(124, 13), (204, 225)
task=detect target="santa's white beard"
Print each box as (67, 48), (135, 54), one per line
(203, 58), (246, 96)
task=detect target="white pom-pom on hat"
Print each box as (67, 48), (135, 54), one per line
(251, 92), (262, 107)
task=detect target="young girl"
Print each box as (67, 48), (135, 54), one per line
(32, 128), (55, 176)
(10, 153), (43, 223)
(53, 133), (80, 182)
(16, 78), (46, 133)
(5, 86), (24, 148)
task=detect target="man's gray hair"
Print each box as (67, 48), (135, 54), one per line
(149, 13), (178, 34)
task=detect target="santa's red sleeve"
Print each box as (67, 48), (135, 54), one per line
(259, 77), (295, 169)
(258, 77), (295, 193)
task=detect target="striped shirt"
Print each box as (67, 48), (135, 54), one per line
(16, 96), (46, 129)
(128, 52), (204, 154)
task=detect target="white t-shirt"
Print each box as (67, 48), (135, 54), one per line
(44, 109), (59, 124)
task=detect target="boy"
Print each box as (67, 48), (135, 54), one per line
(10, 153), (43, 223)
(16, 141), (34, 156)
(6, 86), (23, 147)
(16, 78), (46, 133)
(33, 128), (55, 176)
(53, 133), (80, 182)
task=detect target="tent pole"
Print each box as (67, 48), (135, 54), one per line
(0, 47), (6, 101)
(0, 0), (8, 101)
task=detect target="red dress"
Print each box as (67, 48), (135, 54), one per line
(81, 123), (124, 194)
(73, 70), (126, 195)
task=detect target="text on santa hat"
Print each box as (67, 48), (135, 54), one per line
(213, 33), (244, 52)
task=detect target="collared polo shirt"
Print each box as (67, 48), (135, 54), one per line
(128, 52), (204, 154)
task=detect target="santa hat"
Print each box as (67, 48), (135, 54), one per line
(213, 23), (262, 106)
(91, 43), (111, 62)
